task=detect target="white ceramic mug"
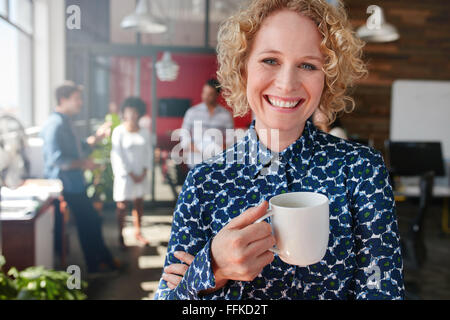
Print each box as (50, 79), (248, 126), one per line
(255, 192), (330, 266)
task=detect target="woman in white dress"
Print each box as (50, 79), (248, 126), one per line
(111, 97), (151, 247)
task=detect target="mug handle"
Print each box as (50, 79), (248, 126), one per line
(254, 208), (281, 255)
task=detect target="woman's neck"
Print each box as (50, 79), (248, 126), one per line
(124, 121), (139, 132)
(254, 119), (305, 153)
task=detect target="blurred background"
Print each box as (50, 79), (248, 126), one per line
(0, 0), (449, 300)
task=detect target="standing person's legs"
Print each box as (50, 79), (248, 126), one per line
(83, 194), (116, 268)
(116, 201), (128, 248)
(132, 198), (149, 245)
(63, 192), (101, 272)
(64, 192), (116, 272)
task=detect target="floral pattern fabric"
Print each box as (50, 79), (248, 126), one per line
(154, 119), (404, 300)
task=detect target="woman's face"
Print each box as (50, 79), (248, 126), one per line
(123, 107), (140, 124)
(246, 9), (325, 136)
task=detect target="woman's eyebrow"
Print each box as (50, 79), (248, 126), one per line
(258, 49), (323, 62)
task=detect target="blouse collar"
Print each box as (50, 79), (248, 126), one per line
(244, 118), (318, 178)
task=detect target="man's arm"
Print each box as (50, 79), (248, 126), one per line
(85, 121), (112, 147)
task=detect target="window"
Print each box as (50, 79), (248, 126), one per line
(0, 0), (33, 127)
(0, 0), (7, 17)
(9, 0), (32, 33)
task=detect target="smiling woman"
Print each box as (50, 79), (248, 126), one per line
(217, 0), (368, 124)
(245, 10), (326, 151)
(154, 0), (404, 301)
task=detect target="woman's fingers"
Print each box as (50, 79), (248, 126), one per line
(164, 263), (189, 276)
(174, 251), (195, 265)
(209, 202), (277, 284)
(162, 252), (194, 290)
(162, 273), (182, 289)
(240, 221), (272, 244)
(227, 201), (269, 229)
(256, 250), (275, 268)
(245, 234), (276, 257)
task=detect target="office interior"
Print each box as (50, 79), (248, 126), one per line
(0, 0), (449, 300)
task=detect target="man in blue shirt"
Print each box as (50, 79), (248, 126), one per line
(41, 82), (118, 274)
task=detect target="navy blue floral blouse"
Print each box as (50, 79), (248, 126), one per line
(154, 119), (404, 300)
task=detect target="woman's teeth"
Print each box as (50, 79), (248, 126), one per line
(267, 96), (302, 108)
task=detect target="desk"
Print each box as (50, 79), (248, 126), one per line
(1, 179), (63, 201)
(0, 180), (63, 271)
(395, 184), (450, 234)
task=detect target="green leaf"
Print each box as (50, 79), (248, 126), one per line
(7, 267), (19, 279)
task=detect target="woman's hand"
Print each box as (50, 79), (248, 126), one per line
(162, 251), (194, 289)
(210, 201), (275, 289)
(129, 172), (139, 183)
(138, 169), (147, 183)
(129, 170), (147, 184)
(162, 202), (274, 295)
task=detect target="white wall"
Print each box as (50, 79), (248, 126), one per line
(390, 80), (450, 160)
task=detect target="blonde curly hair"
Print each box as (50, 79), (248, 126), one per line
(216, 0), (368, 124)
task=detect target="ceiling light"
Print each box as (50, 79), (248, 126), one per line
(155, 52), (179, 82)
(121, 0), (167, 34)
(356, 5), (399, 43)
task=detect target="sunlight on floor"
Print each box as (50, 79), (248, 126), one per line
(121, 215), (173, 299)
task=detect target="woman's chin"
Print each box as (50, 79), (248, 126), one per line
(257, 117), (304, 133)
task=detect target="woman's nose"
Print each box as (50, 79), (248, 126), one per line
(274, 65), (301, 94)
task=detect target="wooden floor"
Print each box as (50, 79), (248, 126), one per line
(61, 200), (450, 300)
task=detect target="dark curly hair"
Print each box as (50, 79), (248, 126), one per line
(120, 97), (147, 118)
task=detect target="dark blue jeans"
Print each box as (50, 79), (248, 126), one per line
(63, 192), (114, 272)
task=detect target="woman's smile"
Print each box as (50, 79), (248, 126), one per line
(246, 9), (325, 150)
(263, 94), (306, 113)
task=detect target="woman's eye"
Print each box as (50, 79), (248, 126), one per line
(262, 58), (277, 65)
(300, 63), (317, 71)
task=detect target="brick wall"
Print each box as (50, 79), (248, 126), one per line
(342, 0), (450, 151)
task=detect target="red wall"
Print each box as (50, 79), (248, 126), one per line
(110, 53), (252, 129)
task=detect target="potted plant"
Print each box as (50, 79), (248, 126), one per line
(84, 113), (121, 211)
(0, 255), (87, 300)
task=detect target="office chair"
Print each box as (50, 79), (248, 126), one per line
(156, 98), (191, 199)
(384, 140), (445, 299)
(397, 171), (434, 299)
(400, 171), (434, 270)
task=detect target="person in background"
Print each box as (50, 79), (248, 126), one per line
(181, 79), (234, 167)
(111, 97), (151, 248)
(312, 108), (348, 140)
(41, 81), (120, 274)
